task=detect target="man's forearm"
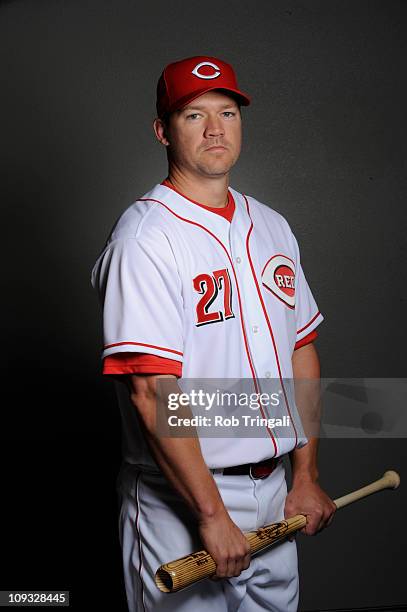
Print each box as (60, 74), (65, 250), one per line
(144, 423), (225, 519)
(290, 342), (321, 483)
(285, 342), (336, 535)
(127, 375), (226, 521)
(125, 374), (252, 580)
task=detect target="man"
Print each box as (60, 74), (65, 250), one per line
(91, 55), (336, 612)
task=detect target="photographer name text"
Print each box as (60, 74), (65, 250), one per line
(167, 415), (290, 428)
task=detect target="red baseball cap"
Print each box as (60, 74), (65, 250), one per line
(156, 55), (251, 118)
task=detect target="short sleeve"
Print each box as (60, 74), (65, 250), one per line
(91, 236), (184, 362)
(292, 234), (324, 342)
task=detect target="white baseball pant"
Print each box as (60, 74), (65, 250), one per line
(117, 460), (299, 611)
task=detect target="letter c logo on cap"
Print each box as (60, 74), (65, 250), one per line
(191, 61), (221, 80)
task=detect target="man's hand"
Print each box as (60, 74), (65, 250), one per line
(198, 508), (251, 579)
(284, 479), (336, 536)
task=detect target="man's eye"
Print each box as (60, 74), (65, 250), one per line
(186, 113), (201, 120)
(223, 111), (236, 117)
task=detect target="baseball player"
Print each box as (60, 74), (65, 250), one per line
(91, 55), (336, 611)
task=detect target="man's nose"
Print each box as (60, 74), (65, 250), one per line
(204, 115), (225, 138)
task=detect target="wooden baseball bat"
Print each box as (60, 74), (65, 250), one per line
(155, 470), (400, 593)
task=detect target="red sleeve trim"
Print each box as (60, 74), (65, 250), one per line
(294, 330), (318, 350)
(103, 341), (183, 357)
(103, 352), (182, 377)
(297, 311), (321, 335)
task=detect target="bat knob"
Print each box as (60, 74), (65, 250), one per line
(383, 470), (400, 489)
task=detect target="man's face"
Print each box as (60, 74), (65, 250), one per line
(161, 90), (242, 178)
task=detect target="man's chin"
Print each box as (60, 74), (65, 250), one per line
(197, 161), (235, 177)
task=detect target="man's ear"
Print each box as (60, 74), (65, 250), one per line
(153, 117), (170, 146)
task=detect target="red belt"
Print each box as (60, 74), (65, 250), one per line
(212, 457), (280, 479)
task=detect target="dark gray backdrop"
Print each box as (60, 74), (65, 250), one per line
(1, 0), (406, 610)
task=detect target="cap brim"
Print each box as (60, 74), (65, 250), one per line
(169, 86), (251, 113)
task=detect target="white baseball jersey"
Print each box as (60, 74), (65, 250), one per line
(91, 182), (323, 469)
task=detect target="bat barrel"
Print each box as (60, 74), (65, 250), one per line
(155, 552), (217, 593)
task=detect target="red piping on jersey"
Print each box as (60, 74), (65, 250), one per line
(134, 472), (146, 612)
(138, 196), (278, 455)
(103, 340), (183, 357)
(243, 195), (298, 447)
(105, 331), (317, 377)
(297, 311), (321, 335)
(161, 179), (235, 222)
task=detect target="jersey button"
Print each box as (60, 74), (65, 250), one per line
(252, 325), (259, 333)
(235, 257), (242, 264)
(265, 371), (271, 378)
